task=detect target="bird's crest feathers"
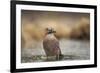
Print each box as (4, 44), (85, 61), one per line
(45, 27), (56, 34)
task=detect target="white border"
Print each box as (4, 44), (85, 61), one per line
(16, 4), (94, 69)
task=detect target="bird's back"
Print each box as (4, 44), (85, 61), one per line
(43, 34), (62, 56)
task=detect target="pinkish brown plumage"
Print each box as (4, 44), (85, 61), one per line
(43, 28), (63, 60)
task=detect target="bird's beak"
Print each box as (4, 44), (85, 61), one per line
(53, 30), (56, 33)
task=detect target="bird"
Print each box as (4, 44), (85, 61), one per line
(43, 28), (63, 61)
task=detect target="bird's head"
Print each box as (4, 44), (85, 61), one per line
(45, 28), (56, 34)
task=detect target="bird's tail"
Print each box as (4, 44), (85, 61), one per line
(56, 54), (64, 60)
(59, 54), (64, 60)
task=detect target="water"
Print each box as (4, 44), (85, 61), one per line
(21, 39), (90, 63)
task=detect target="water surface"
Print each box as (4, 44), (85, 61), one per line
(21, 39), (90, 63)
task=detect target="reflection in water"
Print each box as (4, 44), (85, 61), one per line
(21, 39), (90, 63)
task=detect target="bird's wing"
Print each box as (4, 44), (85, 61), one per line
(43, 38), (61, 55)
(51, 39), (61, 54)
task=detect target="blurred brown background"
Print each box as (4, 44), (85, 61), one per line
(21, 10), (90, 49)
